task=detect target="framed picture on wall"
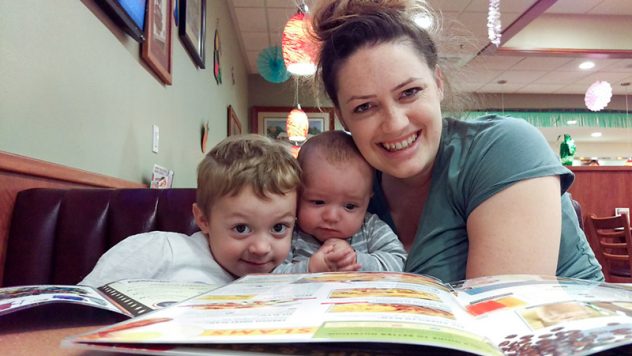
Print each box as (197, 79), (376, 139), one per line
(178, 0), (206, 68)
(251, 106), (335, 143)
(142, 0), (173, 85)
(99, 0), (147, 42)
(227, 105), (242, 136)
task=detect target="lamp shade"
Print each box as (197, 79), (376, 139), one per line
(585, 80), (612, 112)
(286, 107), (309, 142)
(282, 11), (317, 76)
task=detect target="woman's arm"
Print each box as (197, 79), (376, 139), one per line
(465, 175), (562, 279)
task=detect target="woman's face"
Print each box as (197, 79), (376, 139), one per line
(334, 41), (444, 180)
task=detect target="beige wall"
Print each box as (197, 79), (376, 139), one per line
(0, 0), (249, 187)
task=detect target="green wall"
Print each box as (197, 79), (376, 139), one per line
(0, 0), (248, 187)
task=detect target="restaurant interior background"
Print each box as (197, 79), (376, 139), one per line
(237, 0), (632, 166)
(1, 0), (631, 188)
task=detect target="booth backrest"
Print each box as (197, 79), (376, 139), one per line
(3, 188), (198, 287)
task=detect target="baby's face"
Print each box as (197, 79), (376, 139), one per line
(198, 185), (297, 277)
(298, 156), (372, 242)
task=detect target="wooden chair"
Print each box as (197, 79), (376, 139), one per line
(587, 213), (632, 283)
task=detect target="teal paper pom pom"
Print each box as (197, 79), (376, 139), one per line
(257, 46), (291, 84)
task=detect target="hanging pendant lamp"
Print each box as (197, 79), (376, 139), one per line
(286, 105), (309, 142)
(286, 77), (309, 142)
(281, 10), (317, 76)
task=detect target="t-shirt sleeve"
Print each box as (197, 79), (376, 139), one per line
(461, 116), (573, 216)
(78, 232), (174, 288)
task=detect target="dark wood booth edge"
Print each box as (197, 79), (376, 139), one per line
(0, 150), (145, 285)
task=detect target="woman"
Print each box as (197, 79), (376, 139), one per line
(310, 0), (603, 283)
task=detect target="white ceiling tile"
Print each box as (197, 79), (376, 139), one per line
(511, 57), (573, 71)
(267, 7), (297, 33)
(266, 0), (296, 8)
(428, 0), (472, 13)
(517, 83), (567, 93)
(228, 0), (632, 96)
(466, 55), (524, 70)
(589, 0), (632, 15)
(231, 0), (266, 8)
(532, 71), (590, 85)
(576, 71), (632, 85)
(546, 0), (599, 14)
(459, 69), (502, 84)
(477, 83), (524, 93)
(494, 70), (548, 84)
(467, 0), (538, 12)
(241, 32), (271, 52)
(234, 8), (267, 32)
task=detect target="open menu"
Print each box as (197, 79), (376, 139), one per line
(0, 279), (215, 317)
(62, 272), (632, 355)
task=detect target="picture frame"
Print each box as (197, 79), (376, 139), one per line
(142, 0), (173, 85)
(178, 0), (206, 68)
(99, 0), (147, 42)
(251, 106), (335, 142)
(227, 105), (242, 136)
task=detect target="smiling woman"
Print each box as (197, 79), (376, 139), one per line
(308, 0), (604, 283)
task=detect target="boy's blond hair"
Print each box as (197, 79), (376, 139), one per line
(298, 130), (372, 170)
(196, 134), (302, 215)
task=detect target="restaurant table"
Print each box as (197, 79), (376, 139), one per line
(0, 304), (127, 355)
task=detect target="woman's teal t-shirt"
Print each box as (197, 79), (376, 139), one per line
(369, 115), (604, 283)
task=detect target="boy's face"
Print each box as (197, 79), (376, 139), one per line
(193, 185), (297, 277)
(298, 153), (372, 243)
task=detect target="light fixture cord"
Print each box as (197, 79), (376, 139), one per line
(294, 0), (308, 13)
(294, 76), (301, 109)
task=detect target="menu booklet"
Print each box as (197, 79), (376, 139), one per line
(62, 272), (632, 355)
(0, 279), (215, 318)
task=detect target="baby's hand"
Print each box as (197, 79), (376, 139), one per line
(309, 239), (361, 272)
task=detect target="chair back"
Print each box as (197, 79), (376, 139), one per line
(587, 213), (632, 283)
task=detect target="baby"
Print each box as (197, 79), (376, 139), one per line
(274, 130), (406, 273)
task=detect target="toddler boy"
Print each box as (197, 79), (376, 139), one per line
(80, 134), (301, 287)
(274, 130), (406, 273)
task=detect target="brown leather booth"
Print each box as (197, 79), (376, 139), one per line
(3, 188), (198, 287)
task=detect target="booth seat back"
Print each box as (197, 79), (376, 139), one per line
(4, 188), (199, 287)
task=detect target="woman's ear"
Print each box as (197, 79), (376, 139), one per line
(192, 203), (210, 234)
(434, 65), (445, 101)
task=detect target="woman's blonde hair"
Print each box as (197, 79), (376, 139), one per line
(196, 134), (302, 216)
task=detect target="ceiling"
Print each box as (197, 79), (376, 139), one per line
(227, 0), (632, 95)
(226, 0), (632, 152)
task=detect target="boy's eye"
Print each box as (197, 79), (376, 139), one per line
(271, 223), (288, 234)
(344, 203), (359, 211)
(311, 200), (325, 206)
(232, 224), (251, 234)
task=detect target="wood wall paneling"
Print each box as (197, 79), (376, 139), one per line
(567, 166), (632, 266)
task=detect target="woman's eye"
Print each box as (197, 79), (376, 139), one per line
(271, 223), (289, 234)
(353, 102), (372, 113)
(401, 87), (420, 99)
(344, 203), (358, 211)
(232, 224), (251, 234)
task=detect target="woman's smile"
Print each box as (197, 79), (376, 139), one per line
(381, 131), (420, 152)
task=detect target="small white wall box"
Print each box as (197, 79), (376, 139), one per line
(615, 208), (630, 224)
